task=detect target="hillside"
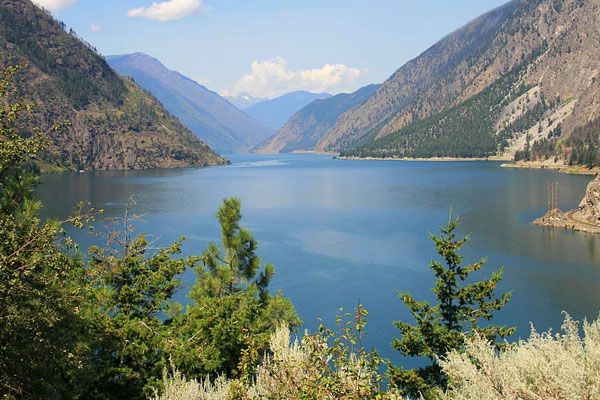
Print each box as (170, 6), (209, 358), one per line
(317, 0), (600, 164)
(254, 84), (380, 154)
(0, 0), (227, 171)
(107, 53), (274, 154)
(244, 91), (331, 129)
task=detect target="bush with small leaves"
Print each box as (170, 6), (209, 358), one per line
(438, 312), (600, 399)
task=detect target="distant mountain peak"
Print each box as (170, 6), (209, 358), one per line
(253, 84), (380, 154)
(224, 93), (267, 110)
(244, 91), (332, 129)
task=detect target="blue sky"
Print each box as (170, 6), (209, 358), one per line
(36, 0), (510, 98)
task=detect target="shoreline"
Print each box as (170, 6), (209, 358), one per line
(500, 161), (600, 175)
(336, 156), (495, 162)
(335, 156), (600, 175)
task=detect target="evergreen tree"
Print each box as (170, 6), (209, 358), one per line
(388, 211), (514, 399)
(0, 65), (94, 398)
(170, 198), (300, 379)
(86, 205), (193, 399)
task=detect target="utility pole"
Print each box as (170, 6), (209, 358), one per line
(547, 181), (559, 210)
(547, 181), (551, 211)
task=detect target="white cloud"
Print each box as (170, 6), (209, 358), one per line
(32, 0), (78, 12)
(127, 0), (203, 22)
(224, 57), (367, 98)
(90, 23), (101, 32)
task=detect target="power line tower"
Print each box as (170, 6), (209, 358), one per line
(547, 181), (558, 211)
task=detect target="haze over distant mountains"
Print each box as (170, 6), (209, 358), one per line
(107, 53), (274, 154)
(225, 93), (266, 110)
(254, 84), (380, 154)
(243, 91), (332, 129)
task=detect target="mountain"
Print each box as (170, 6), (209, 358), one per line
(254, 84), (381, 154)
(244, 91), (332, 129)
(0, 0), (227, 171)
(106, 53), (274, 154)
(225, 93), (266, 110)
(315, 0), (600, 164)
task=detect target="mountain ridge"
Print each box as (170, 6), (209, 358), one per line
(107, 53), (274, 154)
(0, 0), (227, 171)
(224, 93), (266, 110)
(244, 91), (332, 129)
(318, 0), (600, 165)
(253, 84), (381, 154)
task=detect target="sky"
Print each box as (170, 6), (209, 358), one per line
(33, 0), (510, 99)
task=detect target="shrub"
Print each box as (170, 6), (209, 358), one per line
(154, 307), (406, 400)
(438, 312), (600, 399)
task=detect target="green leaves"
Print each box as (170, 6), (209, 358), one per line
(163, 198), (300, 386)
(0, 65), (95, 399)
(389, 211), (514, 399)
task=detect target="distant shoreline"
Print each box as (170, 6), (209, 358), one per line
(336, 156), (495, 162)
(500, 161), (600, 175)
(335, 156), (600, 174)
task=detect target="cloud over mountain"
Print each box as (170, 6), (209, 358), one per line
(128, 0), (202, 22)
(226, 57), (366, 98)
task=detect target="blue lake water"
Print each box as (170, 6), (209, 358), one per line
(37, 154), (600, 367)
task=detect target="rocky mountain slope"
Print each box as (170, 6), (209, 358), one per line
(107, 53), (273, 154)
(317, 0), (600, 162)
(244, 91), (331, 129)
(0, 0), (227, 171)
(254, 84), (380, 154)
(578, 175), (600, 224)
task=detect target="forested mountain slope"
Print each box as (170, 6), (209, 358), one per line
(107, 53), (274, 154)
(254, 84), (380, 154)
(0, 0), (227, 171)
(317, 0), (600, 163)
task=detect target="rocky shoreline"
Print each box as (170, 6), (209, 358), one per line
(501, 161), (600, 175)
(533, 175), (600, 234)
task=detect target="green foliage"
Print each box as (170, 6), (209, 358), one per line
(266, 305), (389, 399)
(388, 211), (514, 399)
(0, 64), (96, 398)
(515, 118), (600, 168)
(0, 2), (224, 172)
(170, 198), (300, 380)
(155, 307), (404, 400)
(567, 120), (600, 168)
(86, 213), (192, 398)
(0, 1), (125, 109)
(340, 49), (548, 159)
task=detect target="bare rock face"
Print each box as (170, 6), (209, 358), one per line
(579, 175), (600, 224)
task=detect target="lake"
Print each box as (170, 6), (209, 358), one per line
(37, 154), (600, 366)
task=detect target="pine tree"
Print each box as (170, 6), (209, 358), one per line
(388, 211), (514, 399)
(170, 198), (300, 379)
